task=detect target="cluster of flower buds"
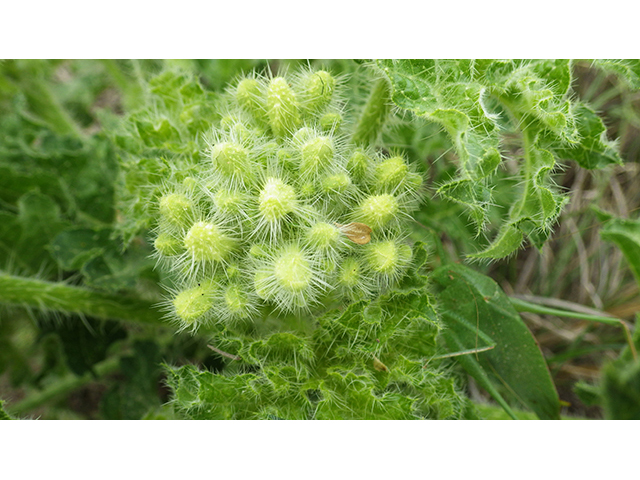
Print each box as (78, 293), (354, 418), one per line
(153, 69), (423, 330)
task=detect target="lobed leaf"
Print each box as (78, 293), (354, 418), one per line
(380, 59), (624, 259)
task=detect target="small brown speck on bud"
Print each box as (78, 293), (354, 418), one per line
(336, 222), (372, 245)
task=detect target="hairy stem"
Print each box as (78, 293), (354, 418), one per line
(0, 274), (164, 328)
(511, 126), (535, 219)
(352, 77), (391, 146)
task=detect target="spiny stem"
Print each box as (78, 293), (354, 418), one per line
(0, 274), (164, 328)
(352, 77), (391, 146)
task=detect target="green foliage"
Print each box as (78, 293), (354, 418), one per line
(573, 315), (640, 419)
(569, 214), (640, 419)
(166, 245), (468, 419)
(112, 69), (217, 245)
(1, 59), (638, 420)
(38, 317), (127, 377)
(431, 263), (560, 419)
(378, 59), (631, 259)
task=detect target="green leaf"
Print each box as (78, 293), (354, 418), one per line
(0, 164), (69, 209)
(431, 263), (561, 419)
(554, 103), (622, 169)
(531, 59), (573, 97)
(136, 119), (181, 147)
(0, 192), (69, 273)
(468, 224), (523, 260)
(600, 216), (640, 286)
(379, 60), (502, 232)
(49, 226), (156, 292)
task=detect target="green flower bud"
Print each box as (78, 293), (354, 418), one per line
(159, 193), (193, 227)
(254, 271), (276, 300)
(364, 240), (412, 282)
(299, 181), (316, 199)
(250, 243), (269, 259)
(213, 189), (248, 216)
(258, 177), (297, 222)
(337, 257), (373, 301)
(338, 257), (363, 288)
(184, 221), (236, 262)
(236, 78), (266, 121)
(292, 126), (314, 145)
(274, 248), (313, 292)
(211, 142), (253, 183)
(300, 136), (333, 178)
(267, 77), (301, 138)
(182, 176), (197, 191)
(253, 245), (324, 311)
(375, 156), (408, 190)
(223, 283), (255, 318)
(306, 222), (340, 250)
(300, 70), (335, 113)
(373, 156), (423, 194)
(321, 173), (352, 194)
(173, 283), (216, 324)
(354, 194), (399, 229)
(347, 149), (371, 182)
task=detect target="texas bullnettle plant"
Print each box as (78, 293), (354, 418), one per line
(141, 69), (463, 418)
(156, 70), (420, 330)
(3, 59), (639, 420)
(113, 66), (468, 419)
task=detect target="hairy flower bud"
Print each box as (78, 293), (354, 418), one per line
(300, 136), (334, 179)
(300, 70), (335, 114)
(267, 77), (301, 138)
(159, 193), (193, 227)
(184, 221), (236, 262)
(211, 142), (255, 185)
(354, 194), (399, 229)
(173, 282), (216, 324)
